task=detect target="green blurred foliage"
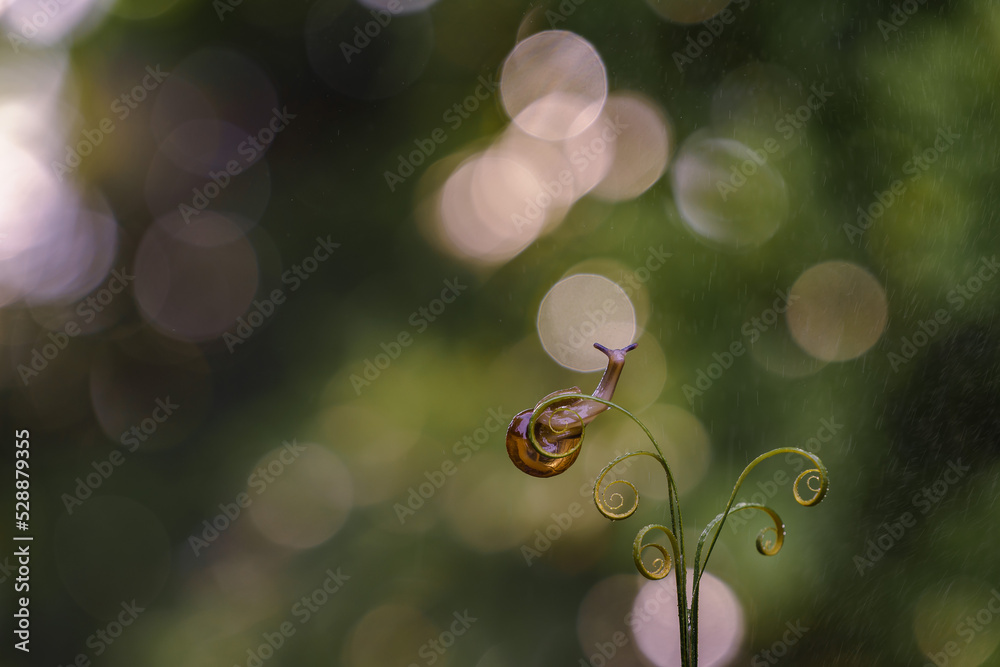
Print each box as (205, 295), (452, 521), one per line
(2, 0), (1000, 666)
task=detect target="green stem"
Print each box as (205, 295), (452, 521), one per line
(526, 395), (829, 667)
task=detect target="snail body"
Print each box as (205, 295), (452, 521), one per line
(506, 342), (638, 478)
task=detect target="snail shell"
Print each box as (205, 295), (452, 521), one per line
(506, 342), (637, 478)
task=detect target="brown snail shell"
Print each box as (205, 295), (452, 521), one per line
(506, 342), (637, 478)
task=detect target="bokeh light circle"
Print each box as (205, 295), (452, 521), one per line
(560, 258), (654, 333)
(556, 117), (616, 199)
(672, 134), (788, 250)
(537, 274), (636, 371)
(471, 152), (562, 236)
(1, 0), (112, 47)
(434, 152), (548, 265)
(632, 571), (744, 667)
(638, 404), (710, 497)
(591, 92), (672, 201)
(0, 137), (75, 305)
(500, 30), (608, 141)
(317, 404), (420, 507)
(23, 205), (119, 305)
(158, 119), (266, 176)
(577, 575), (644, 665)
(133, 215), (259, 342)
(344, 604), (438, 667)
(144, 146), (272, 225)
(491, 126), (580, 213)
(151, 48), (280, 152)
(248, 443), (353, 549)
(786, 261), (889, 362)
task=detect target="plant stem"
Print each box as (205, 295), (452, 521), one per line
(523, 392), (828, 667)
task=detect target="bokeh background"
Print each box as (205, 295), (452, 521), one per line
(2, 0), (1000, 665)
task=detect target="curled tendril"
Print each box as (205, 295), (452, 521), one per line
(794, 468), (826, 506)
(757, 523), (783, 556)
(743, 504), (785, 556)
(693, 448), (827, 577)
(526, 395), (586, 461)
(593, 450), (668, 520)
(633, 524), (681, 580)
(538, 406), (584, 457)
(512, 361), (832, 667)
(782, 448), (830, 507)
(697, 502), (785, 567)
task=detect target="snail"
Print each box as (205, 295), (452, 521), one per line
(506, 342), (638, 478)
